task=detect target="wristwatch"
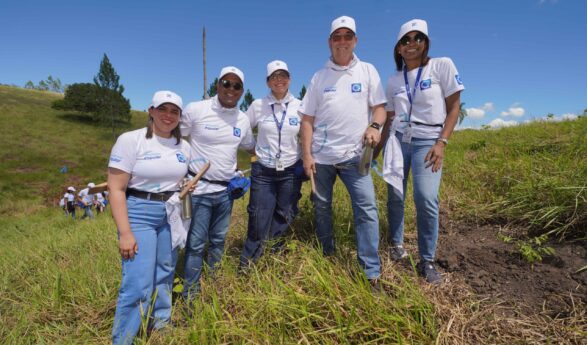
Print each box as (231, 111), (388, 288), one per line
(436, 138), (449, 146)
(369, 122), (382, 130)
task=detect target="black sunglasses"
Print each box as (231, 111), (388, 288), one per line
(399, 32), (427, 46)
(220, 79), (243, 91)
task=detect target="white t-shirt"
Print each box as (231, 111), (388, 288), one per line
(246, 92), (302, 168)
(78, 188), (94, 204)
(385, 57), (465, 139)
(181, 95), (255, 194)
(65, 192), (75, 202)
(108, 127), (192, 193)
(299, 55), (387, 165)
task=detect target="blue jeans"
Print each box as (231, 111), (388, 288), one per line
(240, 160), (303, 266)
(80, 204), (94, 219)
(313, 156), (381, 279)
(387, 132), (443, 262)
(183, 190), (233, 299)
(112, 196), (176, 345)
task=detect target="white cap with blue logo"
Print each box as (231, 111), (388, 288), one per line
(330, 15), (356, 35)
(397, 19), (428, 43)
(219, 66), (245, 84)
(151, 90), (183, 111)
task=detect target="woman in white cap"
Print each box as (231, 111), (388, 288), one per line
(378, 19), (464, 284)
(64, 186), (76, 219)
(239, 60), (303, 267)
(109, 90), (191, 345)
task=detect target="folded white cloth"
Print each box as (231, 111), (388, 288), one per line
(382, 122), (404, 198)
(165, 193), (191, 250)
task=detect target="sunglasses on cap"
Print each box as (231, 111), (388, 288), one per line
(220, 79), (243, 91)
(399, 32), (427, 46)
(330, 32), (355, 42)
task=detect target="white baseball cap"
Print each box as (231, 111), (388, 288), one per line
(67, 186), (76, 192)
(397, 19), (428, 43)
(88, 182), (95, 188)
(266, 60), (289, 77)
(330, 15), (356, 35)
(219, 66), (245, 84)
(151, 90), (183, 111)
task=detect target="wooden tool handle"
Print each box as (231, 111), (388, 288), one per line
(179, 162), (211, 199)
(88, 182), (108, 194)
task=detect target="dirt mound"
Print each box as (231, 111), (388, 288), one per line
(435, 216), (586, 317)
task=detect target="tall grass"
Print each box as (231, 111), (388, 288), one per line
(442, 117), (587, 240)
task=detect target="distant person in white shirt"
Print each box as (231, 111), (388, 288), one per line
(78, 182), (95, 219)
(180, 67), (255, 300)
(299, 16), (387, 287)
(108, 91), (191, 345)
(63, 186), (76, 219)
(239, 60), (304, 268)
(376, 19), (464, 284)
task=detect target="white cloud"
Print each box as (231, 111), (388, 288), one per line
(466, 107), (485, 119)
(500, 107), (525, 117)
(488, 118), (518, 128)
(465, 102), (494, 119)
(561, 113), (578, 121)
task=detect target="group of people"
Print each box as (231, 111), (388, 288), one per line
(107, 16), (464, 345)
(59, 183), (108, 219)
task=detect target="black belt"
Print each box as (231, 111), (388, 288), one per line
(201, 177), (229, 186)
(401, 120), (444, 128)
(127, 188), (176, 202)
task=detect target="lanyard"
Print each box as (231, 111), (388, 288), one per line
(270, 102), (289, 159)
(403, 65), (423, 123)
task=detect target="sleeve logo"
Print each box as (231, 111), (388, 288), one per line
(233, 127), (241, 137)
(351, 83), (362, 93)
(176, 151), (186, 163)
(455, 74), (463, 85)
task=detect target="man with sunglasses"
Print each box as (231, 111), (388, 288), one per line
(180, 66), (255, 300)
(299, 16), (387, 288)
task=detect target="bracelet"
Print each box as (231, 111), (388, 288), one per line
(436, 138), (448, 146)
(369, 122), (382, 130)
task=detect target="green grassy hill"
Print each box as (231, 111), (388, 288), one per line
(0, 85), (585, 344)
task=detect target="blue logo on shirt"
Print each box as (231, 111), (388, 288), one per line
(205, 125), (219, 130)
(233, 127), (241, 137)
(323, 86), (337, 93)
(351, 83), (362, 93)
(138, 151), (162, 160)
(420, 79), (431, 90)
(455, 74), (463, 85)
(176, 152), (186, 163)
(289, 118), (298, 126)
(109, 154), (122, 163)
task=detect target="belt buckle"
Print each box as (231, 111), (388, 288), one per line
(146, 192), (152, 201)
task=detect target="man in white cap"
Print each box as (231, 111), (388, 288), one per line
(299, 15), (387, 286)
(78, 182), (95, 219)
(181, 66), (255, 299)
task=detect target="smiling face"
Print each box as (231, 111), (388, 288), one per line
(217, 73), (244, 108)
(328, 28), (357, 66)
(397, 30), (428, 67)
(148, 103), (181, 138)
(267, 70), (290, 99)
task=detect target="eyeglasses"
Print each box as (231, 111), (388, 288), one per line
(330, 32), (355, 42)
(220, 79), (243, 91)
(269, 72), (290, 81)
(399, 32), (427, 46)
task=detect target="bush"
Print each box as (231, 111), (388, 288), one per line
(51, 83), (130, 124)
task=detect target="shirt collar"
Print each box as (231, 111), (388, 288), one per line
(211, 95), (240, 114)
(267, 91), (294, 105)
(325, 53), (359, 72)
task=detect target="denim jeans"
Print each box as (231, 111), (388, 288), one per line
(183, 190), (233, 299)
(239, 160), (303, 266)
(387, 132), (443, 262)
(313, 156), (381, 279)
(80, 204), (94, 219)
(112, 196), (176, 345)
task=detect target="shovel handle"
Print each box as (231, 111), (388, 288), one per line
(179, 162), (210, 199)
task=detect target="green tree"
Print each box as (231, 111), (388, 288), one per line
(93, 53), (124, 94)
(24, 81), (35, 89)
(51, 83), (130, 124)
(205, 78), (218, 98)
(299, 85), (307, 99)
(458, 102), (467, 124)
(240, 89), (254, 112)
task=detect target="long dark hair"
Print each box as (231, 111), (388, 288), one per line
(145, 111), (182, 145)
(394, 34), (430, 71)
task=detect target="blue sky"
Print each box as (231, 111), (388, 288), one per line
(1, 0), (585, 128)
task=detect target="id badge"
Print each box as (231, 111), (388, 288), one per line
(275, 159), (285, 171)
(402, 126), (413, 144)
